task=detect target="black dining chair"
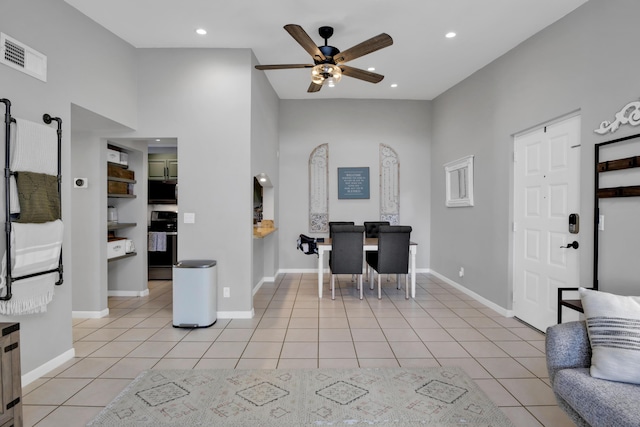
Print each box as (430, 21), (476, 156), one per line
(328, 221), (355, 272)
(329, 224), (365, 300)
(367, 225), (412, 299)
(363, 221), (390, 280)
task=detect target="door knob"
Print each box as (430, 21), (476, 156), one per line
(561, 241), (579, 249)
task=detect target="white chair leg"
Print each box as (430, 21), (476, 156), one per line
(405, 274), (409, 299)
(330, 274), (335, 300)
(369, 267), (375, 290)
(378, 273), (382, 299)
(396, 274), (401, 289)
(359, 274), (363, 300)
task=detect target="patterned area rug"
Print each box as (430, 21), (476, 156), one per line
(88, 367), (514, 426)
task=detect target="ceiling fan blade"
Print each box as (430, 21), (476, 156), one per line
(284, 24), (326, 62)
(308, 82), (323, 93)
(340, 66), (385, 83)
(255, 64), (314, 70)
(334, 33), (393, 64)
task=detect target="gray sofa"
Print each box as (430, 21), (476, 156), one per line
(546, 321), (640, 427)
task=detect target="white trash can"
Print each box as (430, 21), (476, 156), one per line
(172, 259), (217, 328)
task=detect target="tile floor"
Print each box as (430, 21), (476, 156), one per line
(22, 273), (576, 426)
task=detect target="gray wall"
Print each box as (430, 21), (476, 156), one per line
(129, 48), (258, 315)
(250, 52), (280, 290)
(278, 99), (432, 271)
(430, 0), (640, 308)
(0, 0), (138, 375)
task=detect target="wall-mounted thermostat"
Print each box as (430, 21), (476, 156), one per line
(74, 177), (88, 188)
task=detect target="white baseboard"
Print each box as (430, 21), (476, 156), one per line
(72, 308), (109, 319)
(428, 269), (514, 317)
(22, 347), (75, 387)
(253, 276), (275, 296)
(108, 288), (149, 297)
(217, 309), (255, 319)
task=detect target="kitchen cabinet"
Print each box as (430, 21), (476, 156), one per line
(149, 154), (178, 181)
(0, 323), (22, 427)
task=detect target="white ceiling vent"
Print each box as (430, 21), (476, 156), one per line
(0, 33), (47, 82)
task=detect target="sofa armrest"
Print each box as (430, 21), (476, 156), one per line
(545, 320), (591, 384)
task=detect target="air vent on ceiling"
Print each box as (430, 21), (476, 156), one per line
(0, 33), (47, 82)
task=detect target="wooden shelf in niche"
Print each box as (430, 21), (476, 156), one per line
(108, 222), (137, 231)
(108, 193), (136, 199)
(108, 252), (137, 262)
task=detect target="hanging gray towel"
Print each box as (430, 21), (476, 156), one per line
(148, 232), (167, 252)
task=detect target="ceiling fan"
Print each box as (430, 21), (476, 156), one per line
(255, 24), (393, 93)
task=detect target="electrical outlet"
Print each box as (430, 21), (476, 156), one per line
(459, 267), (464, 278)
(223, 287), (230, 298)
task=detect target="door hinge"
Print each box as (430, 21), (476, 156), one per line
(6, 396), (20, 410)
(4, 342), (18, 353)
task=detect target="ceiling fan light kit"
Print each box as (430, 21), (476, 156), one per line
(255, 24), (393, 93)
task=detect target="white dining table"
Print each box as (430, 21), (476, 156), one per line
(317, 238), (417, 299)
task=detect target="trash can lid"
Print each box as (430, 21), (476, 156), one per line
(175, 259), (217, 268)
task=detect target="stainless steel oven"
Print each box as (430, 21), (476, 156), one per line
(148, 211), (178, 280)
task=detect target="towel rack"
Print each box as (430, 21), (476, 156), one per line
(0, 98), (63, 301)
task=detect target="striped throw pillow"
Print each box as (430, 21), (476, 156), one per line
(579, 287), (640, 384)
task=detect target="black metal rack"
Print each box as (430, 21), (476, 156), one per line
(558, 131), (640, 323)
(0, 98), (63, 301)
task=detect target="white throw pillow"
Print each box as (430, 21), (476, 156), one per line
(579, 287), (640, 384)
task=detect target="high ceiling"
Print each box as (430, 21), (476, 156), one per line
(64, 0), (587, 101)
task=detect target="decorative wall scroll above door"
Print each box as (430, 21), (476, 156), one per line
(309, 143), (329, 232)
(594, 99), (640, 135)
(380, 144), (400, 224)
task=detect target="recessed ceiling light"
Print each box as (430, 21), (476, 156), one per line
(196, 28), (207, 35)
(445, 32), (456, 38)
(155, 139), (161, 142)
(367, 67), (376, 72)
(390, 83), (398, 88)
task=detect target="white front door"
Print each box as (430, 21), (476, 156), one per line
(513, 115), (581, 331)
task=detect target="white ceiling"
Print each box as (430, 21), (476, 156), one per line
(65, 0), (587, 101)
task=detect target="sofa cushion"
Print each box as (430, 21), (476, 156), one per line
(579, 287), (640, 384)
(555, 367), (640, 427)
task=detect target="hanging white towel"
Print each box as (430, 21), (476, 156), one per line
(11, 118), (58, 175)
(9, 176), (19, 214)
(0, 220), (63, 315)
(148, 231), (167, 252)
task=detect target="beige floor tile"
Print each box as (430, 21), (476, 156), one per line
(376, 317), (411, 328)
(459, 341), (510, 358)
(23, 404), (57, 427)
(446, 328), (488, 341)
(73, 341), (108, 357)
(114, 328), (160, 341)
(437, 358), (492, 379)
(203, 341), (247, 358)
(389, 341), (433, 359)
(288, 317), (319, 328)
(165, 341), (212, 358)
(319, 328), (352, 342)
(257, 317), (290, 329)
(281, 342), (318, 358)
(510, 327), (546, 341)
(147, 327), (191, 341)
(397, 358), (440, 368)
(134, 317), (172, 328)
(251, 328), (287, 342)
(291, 308), (319, 317)
(500, 407), (544, 427)
(358, 358), (400, 368)
(424, 341), (471, 358)
(217, 328), (255, 341)
(23, 378), (92, 405)
(74, 318), (115, 328)
(319, 342), (357, 359)
(345, 308), (375, 318)
(495, 341), (545, 358)
(473, 379), (520, 406)
(435, 317), (472, 328)
(319, 308), (347, 318)
(515, 357), (549, 378)
(99, 357), (159, 378)
(32, 406), (104, 427)
(182, 327), (223, 342)
(152, 358), (198, 369)
(87, 341), (140, 358)
(56, 358), (120, 378)
(382, 328), (420, 341)
(127, 341), (176, 358)
(65, 378), (131, 406)
(347, 317), (379, 328)
(242, 341), (283, 358)
(319, 317), (350, 328)
(414, 328), (454, 342)
(236, 358), (278, 369)
(79, 328), (128, 342)
(286, 328), (319, 342)
(194, 358), (238, 369)
(102, 317), (144, 328)
(526, 405), (576, 426)
(319, 358), (360, 368)
(354, 341), (395, 358)
(351, 328), (386, 342)
(498, 378), (557, 406)
(477, 327), (522, 341)
(226, 318), (261, 329)
(476, 357), (535, 378)
(277, 358), (318, 369)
